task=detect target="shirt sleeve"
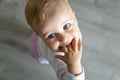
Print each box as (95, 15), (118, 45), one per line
(46, 48), (85, 80)
(67, 68), (85, 80)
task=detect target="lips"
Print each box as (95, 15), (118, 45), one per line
(58, 39), (72, 50)
(58, 37), (80, 52)
(67, 37), (80, 46)
(66, 39), (73, 46)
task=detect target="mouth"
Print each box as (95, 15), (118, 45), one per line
(58, 37), (80, 52)
(66, 38), (74, 46)
(58, 40), (71, 52)
(67, 37), (80, 46)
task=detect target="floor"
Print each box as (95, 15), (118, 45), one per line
(0, 0), (120, 80)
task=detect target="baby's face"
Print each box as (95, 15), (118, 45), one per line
(33, 1), (81, 52)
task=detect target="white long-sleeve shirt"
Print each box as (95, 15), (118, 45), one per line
(36, 37), (85, 80)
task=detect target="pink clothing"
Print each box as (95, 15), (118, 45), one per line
(30, 32), (49, 64)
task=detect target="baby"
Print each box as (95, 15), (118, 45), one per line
(25, 0), (85, 80)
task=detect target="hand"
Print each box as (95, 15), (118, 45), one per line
(55, 37), (82, 65)
(54, 37), (83, 75)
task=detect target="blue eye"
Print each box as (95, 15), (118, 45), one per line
(48, 33), (55, 39)
(63, 23), (71, 29)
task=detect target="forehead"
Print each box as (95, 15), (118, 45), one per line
(34, 0), (74, 34)
(46, 0), (72, 17)
(43, 0), (73, 24)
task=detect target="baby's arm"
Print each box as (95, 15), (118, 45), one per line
(55, 37), (83, 76)
(37, 36), (84, 80)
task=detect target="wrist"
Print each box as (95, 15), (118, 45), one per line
(67, 64), (83, 76)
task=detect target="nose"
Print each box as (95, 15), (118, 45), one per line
(58, 33), (69, 46)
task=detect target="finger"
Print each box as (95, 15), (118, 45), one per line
(78, 41), (82, 54)
(54, 55), (65, 61)
(61, 46), (68, 53)
(67, 43), (73, 53)
(72, 37), (78, 51)
(72, 38), (75, 51)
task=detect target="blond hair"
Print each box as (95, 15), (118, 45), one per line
(25, 0), (73, 27)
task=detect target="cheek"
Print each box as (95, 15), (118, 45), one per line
(45, 41), (59, 51)
(71, 26), (80, 39)
(71, 27), (79, 35)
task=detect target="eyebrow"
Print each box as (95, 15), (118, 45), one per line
(62, 17), (74, 25)
(66, 17), (74, 21)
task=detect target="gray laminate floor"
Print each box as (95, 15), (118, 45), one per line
(0, 0), (120, 80)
